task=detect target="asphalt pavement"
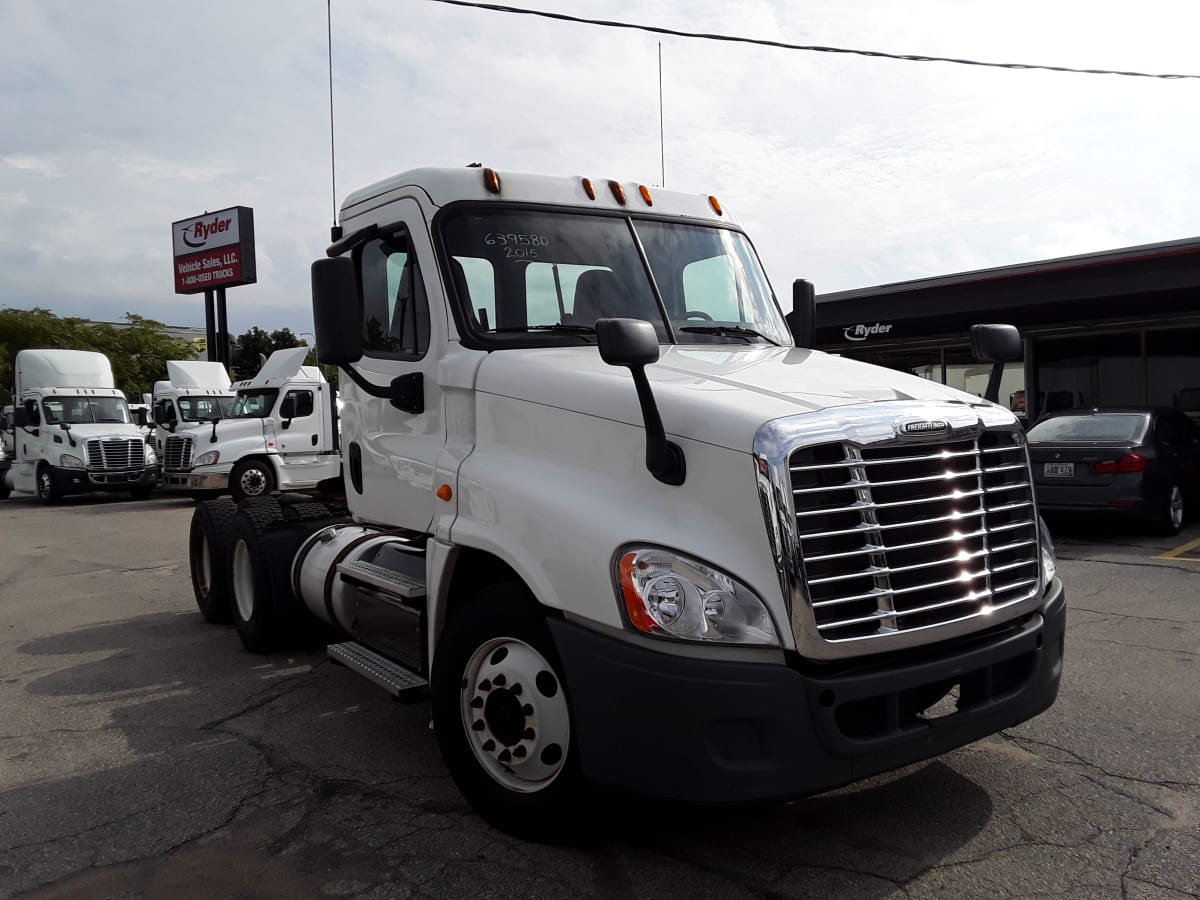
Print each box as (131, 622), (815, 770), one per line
(0, 493), (1197, 899)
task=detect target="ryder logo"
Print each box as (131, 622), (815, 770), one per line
(181, 215), (234, 249)
(843, 322), (893, 341)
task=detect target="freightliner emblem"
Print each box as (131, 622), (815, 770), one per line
(900, 420), (950, 436)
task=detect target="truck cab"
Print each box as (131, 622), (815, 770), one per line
(3, 349), (158, 503)
(189, 166), (1064, 840)
(169, 346), (340, 500)
(153, 360), (236, 494)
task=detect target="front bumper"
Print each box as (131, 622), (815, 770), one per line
(161, 468), (231, 491)
(550, 579), (1065, 804)
(50, 465), (158, 495)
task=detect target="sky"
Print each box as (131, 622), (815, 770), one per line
(2, 0), (1199, 335)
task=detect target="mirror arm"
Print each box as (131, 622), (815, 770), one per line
(629, 366), (686, 486)
(339, 364), (424, 414)
(984, 363), (1004, 405)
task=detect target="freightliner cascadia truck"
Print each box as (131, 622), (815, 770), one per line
(188, 166), (1065, 839)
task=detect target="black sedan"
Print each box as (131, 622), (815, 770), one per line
(1026, 407), (1200, 534)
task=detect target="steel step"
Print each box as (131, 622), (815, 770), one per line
(337, 559), (427, 600)
(327, 641), (428, 700)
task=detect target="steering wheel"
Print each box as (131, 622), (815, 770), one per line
(684, 310), (714, 321)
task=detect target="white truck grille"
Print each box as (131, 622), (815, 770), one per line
(791, 430), (1040, 643)
(163, 435), (193, 471)
(85, 438), (146, 471)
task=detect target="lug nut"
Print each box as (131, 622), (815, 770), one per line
(513, 746), (527, 758)
(511, 684), (522, 696)
(523, 727), (535, 740)
(521, 704), (534, 716)
(479, 679), (491, 692)
(471, 719), (485, 731)
(498, 749), (511, 763)
(493, 674), (506, 687)
(482, 739), (496, 752)
(471, 697), (483, 709)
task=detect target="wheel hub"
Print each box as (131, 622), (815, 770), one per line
(460, 638), (570, 793)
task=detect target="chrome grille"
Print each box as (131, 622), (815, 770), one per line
(163, 435), (193, 471)
(791, 430), (1039, 643)
(85, 438), (146, 471)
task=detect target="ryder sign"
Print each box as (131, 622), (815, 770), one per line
(171, 206), (257, 294)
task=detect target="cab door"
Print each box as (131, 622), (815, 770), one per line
(340, 199), (447, 532)
(275, 386), (321, 456)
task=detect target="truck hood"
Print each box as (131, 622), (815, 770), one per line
(54, 423), (145, 442)
(475, 345), (996, 452)
(175, 417), (265, 448)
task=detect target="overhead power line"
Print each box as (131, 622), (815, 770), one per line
(424, 0), (1200, 81)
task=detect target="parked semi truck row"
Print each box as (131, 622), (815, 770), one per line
(183, 165), (1065, 840)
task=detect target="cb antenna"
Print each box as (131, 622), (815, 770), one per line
(658, 42), (666, 187)
(327, 0), (342, 241)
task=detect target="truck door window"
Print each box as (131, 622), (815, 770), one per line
(282, 390), (315, 418)
(450, 256), (497, 330)
(359, 234), (430, 360)
(231, 389), (279, 418)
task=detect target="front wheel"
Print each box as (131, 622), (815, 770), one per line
(230, 459), (275, 501)
(431, 582), (584, 841)
(36, 465), (61, 505)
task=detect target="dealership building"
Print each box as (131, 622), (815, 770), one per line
(814, 236), (1200, 423)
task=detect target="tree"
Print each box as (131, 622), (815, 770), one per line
(0, 308), (192, 406)
(230, 327), (307, 380)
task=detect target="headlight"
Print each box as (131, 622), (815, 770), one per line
(615, 547), (779, 646)
(145, 445), (157, 464)
(193, 450), (220, 467)
(1038, 516), (1057, 585)
(59, 454), (85, 469)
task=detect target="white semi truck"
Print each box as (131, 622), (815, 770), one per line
(163, 347), (340, 501)
(152, 359), (235, 494)
(3, 349), (158, 503)
(188, 166), (1065, 839)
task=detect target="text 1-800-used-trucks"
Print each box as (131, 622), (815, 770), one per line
(2, 349), (158, 503)
(187, 166), (1065, 840)
(159, 347), (340, 500)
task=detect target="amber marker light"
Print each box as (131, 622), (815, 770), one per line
(483, 167), (502, 194)
(608, 180), (627, 205)
(638, 185), (653, 206)
(436, 484), (453, 501)
(708, 195), (723, 216)
(618, 551), (659, 634)
(581, 177), (596, 200)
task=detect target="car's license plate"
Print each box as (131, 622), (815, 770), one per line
(1043, 462), (1074, 478)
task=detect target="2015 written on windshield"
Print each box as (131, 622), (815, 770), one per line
(485, 232), (550, 260)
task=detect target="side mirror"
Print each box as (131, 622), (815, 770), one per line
(970, 324), (1022, 404)
(311, 257), (363, 366)
(135, 408), (150, 428)
(789, 279), (816, 349)
(279, 396), (296, 429)
(596, 317), (659, 367)
(596, 318), (685, 486)
(13, 408), (28, 429)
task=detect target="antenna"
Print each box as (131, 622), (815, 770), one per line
(327, 0), (341, 241)
(658, 42), (665, 187)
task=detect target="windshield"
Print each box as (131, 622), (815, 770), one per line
(441, 208), (792, 347)
(178, 395), (236, 422)
(1027, 414), (1148, 443)
(42, 396), (130, 425)
(230, 389), (279, 419)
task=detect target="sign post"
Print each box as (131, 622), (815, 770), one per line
(171, 206), (257, 367)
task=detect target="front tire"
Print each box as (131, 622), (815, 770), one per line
(189, 498), (239, 624)
(431, 582), (584, 841)
(230, 459), (275, 501)
(36, 464), (61, 505)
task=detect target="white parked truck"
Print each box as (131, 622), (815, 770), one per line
(188, 166), (1065, 840)
(167, 347), (340, 501)
(3, 349), (158, 503)
(153, 359), (236, 494)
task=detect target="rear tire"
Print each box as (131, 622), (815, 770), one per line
(228, 500), (287, 653)
(36, 464), (61, 505)
(230, 459), (275, 501)
(1156, 483), (1186, 535)
(189, 498), (239, 624)
(431, 581), (585, 841)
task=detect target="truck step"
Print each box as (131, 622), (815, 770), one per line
(327, 641), (428, 700)
(337, 560), (427, 600)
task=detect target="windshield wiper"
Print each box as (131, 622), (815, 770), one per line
(679, 325), (779, 346)
(487, 324), (597, 342)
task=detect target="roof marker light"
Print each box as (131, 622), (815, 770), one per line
(708, 195), (723, 216)
(483, 167), (502, 195)
(581, 178), (596, 200)
(608, 180), (627, 205)
(638, 185), (653, 206)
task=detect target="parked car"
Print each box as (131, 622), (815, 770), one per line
(1026, 407), (1200, 534)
